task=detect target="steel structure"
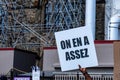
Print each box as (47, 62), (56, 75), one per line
(0, 0), (85, 53)
(0, 0), (85, 68)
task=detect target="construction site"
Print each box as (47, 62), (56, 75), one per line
(0, 0), (120, 80)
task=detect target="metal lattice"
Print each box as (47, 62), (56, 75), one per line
(0, 0), (85, 52)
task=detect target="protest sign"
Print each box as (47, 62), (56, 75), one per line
(55, 26), (98, 71)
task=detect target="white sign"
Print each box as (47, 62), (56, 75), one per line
(32, 66), (40, 80)
(55, 26), (98, 71)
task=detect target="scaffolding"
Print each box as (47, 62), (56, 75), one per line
(0, 0), (85, 52)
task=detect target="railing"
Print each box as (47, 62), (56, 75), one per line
(54, 72), (113, 80)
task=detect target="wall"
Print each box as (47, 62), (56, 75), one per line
(0, 48), (14, 74)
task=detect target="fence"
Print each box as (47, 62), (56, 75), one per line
(54, 72), (113, 80)
(7, 71), (113, 80)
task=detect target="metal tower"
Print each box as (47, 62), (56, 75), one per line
(0, 0), (85, 53)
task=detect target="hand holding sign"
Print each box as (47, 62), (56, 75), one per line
(78, 65), (87, 74)
(78, 65), (92, 80)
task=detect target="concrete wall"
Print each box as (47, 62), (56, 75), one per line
(0, 48), (14, 74)
(43, 47), (59, 71)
